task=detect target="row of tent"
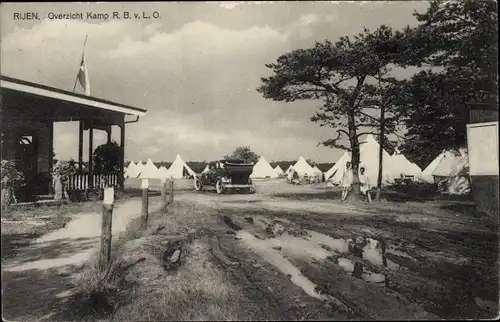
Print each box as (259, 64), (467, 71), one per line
(320, 135), (470, 194)
(124, 155), (196, 180)
(243, 155), (323, 179)
(124, 135), (470, 194)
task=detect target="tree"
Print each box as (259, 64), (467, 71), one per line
(92, 141), (121, 174)
(397, 0), (497, 166)
(225, 146), (260, 164)
(258, 26), (403, 200)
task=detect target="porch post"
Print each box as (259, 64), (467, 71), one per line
(48, 121), (55, 195)
(88, 125), (94, 189)
(119, 124), (125, 190)
(78, 121), (84, 171)
(107, 128), (112, 143)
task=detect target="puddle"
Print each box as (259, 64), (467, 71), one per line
(362, 238), (400, 270)
(336, 257), (386, 284)
(236, 230), (328, 301)
(307, 230), (350, 253)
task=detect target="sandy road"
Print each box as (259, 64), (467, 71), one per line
(1, 196), (162, 321)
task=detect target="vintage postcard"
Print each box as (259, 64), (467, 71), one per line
(1, 1), (498, 321)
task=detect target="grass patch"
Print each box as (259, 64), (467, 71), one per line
(59, 201), (239, 321)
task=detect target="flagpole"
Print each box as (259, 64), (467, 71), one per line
(73, 34), (89, 92)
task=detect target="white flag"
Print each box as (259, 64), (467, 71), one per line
(77, 55), (90, 96)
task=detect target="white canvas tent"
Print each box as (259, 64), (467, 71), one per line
(391, 149), (422, 178)
(431, 149), (470, 195)
(325, 152), (349, 181)
(202, 165), (210, 173)
(291, 157), (316, 178)
(274, 165), (285, 176)
(168, 154), (196, 179)
(328, 135), (400, 186)
(135, 160), (145, 176)
(251, 156), (278, 178)
(419, 150), (450, 183)
(124, 161), (140, 179)
(158, 166), (171, 179)
(138, 158), (161, 179)
(286, 165), (294, 174)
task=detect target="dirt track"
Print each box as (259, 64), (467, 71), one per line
(168, 178), (499, 320)
(2, 179), (498, 320)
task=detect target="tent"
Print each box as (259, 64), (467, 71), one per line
(124, 161), (140, 179)
(325, 152), (348, 181)
(291, 157), (316, 178)
(274, 165), (285, 176)
(251, 156), (278, 178)
(135, 160), (145, 176)
(327, 135), (399, 186)
(313, 166), (323, 175)
(168, 154), (196, 179)
(419, 150), (450, 183)
(138, 158), (161, 179)
(391, 149), (422, 179)
(443, 157), (470, 195)
(431, 149), (470, 194)
(202, 165), (210, 173)
(158, 166), (171, 179)
(286, 165), (294, 174)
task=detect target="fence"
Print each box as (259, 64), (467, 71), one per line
(68, 173), (119, 190)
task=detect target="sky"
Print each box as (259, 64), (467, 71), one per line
(1, 1), (430, 163)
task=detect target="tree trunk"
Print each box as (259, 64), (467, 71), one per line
(375, 103), (385, 201)
(348, 111), (361, 201)
(375, 69), (385, 202)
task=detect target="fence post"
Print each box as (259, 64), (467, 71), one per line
(99, 187), (114, 273)
(141, 178), (149, 228)
(168, 179), (174, 204)
(161, 178), (167, 208)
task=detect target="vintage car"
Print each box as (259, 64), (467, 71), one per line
(194, 159), (256, 194)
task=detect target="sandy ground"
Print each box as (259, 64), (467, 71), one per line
(1, 196), (162, 321)
(2, 178), (498, 320)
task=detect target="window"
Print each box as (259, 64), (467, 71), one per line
(19, 135), (33, 145)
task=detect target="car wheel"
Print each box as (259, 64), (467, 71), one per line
(216, 179), (224, 194)
(194, 178), (203, 191)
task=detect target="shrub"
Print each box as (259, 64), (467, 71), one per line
(1, 159), (25, 205)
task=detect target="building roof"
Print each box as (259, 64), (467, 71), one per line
(0, 75), (146, 116)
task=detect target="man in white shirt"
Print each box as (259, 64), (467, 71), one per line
(359, 166), (371, 203)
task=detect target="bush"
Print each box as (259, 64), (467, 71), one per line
(1, 159), (25, 205)
(53, 160), (78, 200)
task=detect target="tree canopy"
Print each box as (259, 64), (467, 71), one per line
(397, 0), (497, 166)
(224, 146), (260, 164)
(92, 141), (121, 174)
(258, 25), (405, 197)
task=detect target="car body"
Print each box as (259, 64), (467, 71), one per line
(194, 159), (256, 194)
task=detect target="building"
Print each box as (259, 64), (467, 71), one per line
(466, 102), (498, 217)
(1, 75), (146, 202)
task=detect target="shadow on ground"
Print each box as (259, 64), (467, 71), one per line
(2, 263), (84, 321)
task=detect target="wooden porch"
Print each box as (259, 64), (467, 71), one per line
(1, 75), (146, 203)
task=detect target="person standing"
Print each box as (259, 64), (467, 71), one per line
(359, 166), (372, 203)
(341, 162), (353, 202)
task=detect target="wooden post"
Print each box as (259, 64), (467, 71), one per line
(168, 179), (174, 204)
(99, 187), (114, 273)
(141, 178), (149, 228)
(161, 178), (167, 207)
